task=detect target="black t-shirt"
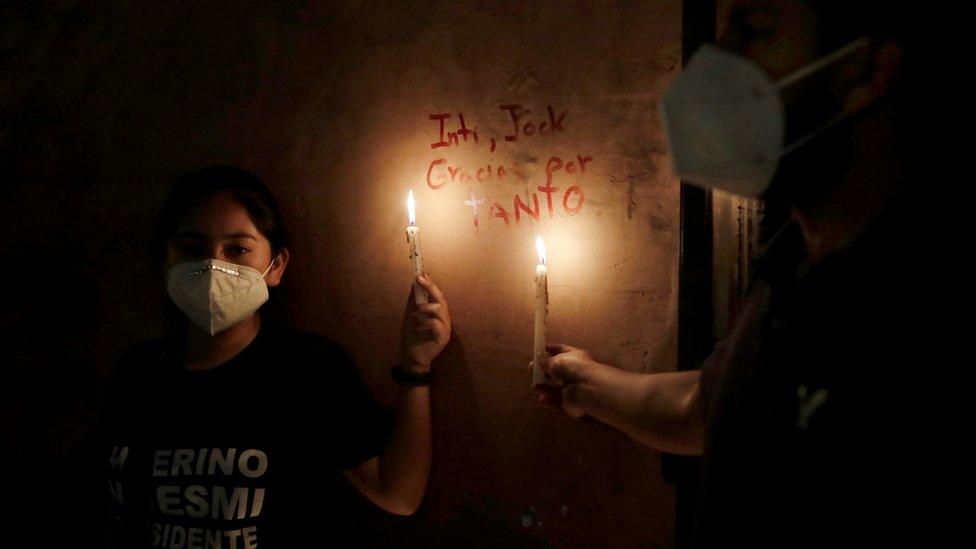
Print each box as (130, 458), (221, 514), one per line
(695, 198), (944, 547)
(98, 319), (388, 548)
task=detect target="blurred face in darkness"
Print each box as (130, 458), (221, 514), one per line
(718, 0), (819, 79)
(716, 0), (872, 208)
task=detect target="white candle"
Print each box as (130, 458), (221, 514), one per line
(406, 190), (428, 304)
(532, 236), (549, 385)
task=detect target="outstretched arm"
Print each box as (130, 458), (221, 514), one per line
(535, 344), (705, 456)
(344, 275), (450, 515)
(343, 384), (431, 515)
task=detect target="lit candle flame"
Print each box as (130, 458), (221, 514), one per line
(407, 190), (417, 226)
(536, 236), (546, 265)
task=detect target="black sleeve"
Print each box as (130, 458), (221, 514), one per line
(698, 338), (730, 421)
(699, 282), (771, 421)
(95, 344), (147, 452)
(301, 337), (390, 470)
(93, 345), (142, 543)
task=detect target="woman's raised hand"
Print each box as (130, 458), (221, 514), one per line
(400, 274), (452, 372)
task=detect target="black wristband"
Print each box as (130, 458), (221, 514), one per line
(391, 365), (433, 386)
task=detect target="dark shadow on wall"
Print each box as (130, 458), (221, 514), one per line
(373, 329), (547, 548)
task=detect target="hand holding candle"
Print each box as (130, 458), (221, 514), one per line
(406, 189), (428, 304)
(532, 236), (550, 385)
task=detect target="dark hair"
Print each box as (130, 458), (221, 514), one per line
(761, 2), (927, 209)
(151, 166), (289, 266)
(803, 0), (929, 179)
(152, 166), (291, 329)
(805, 1), (910, 53)
(804, 1), (925, 105)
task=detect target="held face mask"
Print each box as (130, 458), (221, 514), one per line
(167, 258), (274, 336)
(660, 37), (870, 198)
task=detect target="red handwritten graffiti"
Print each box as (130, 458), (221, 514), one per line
(513, 192), (541, 222)
(428, 105), (568, 153)
(426, 159), (529, 190)
(499, 105), (567, 142)
(426, 158), (448, 189)
(490, 202), (511, 225)
(429, 113), (479, 149)
(563, 185), (585, 215)
(424, 105), (585, 227)
(427, 153), (592, 226)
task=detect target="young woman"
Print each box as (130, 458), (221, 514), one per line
(99, 166), (451, 547)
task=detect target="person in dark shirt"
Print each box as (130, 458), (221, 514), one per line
(531, 1), (943, 546)
(98, 166), (452, 547)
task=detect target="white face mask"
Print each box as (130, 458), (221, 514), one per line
(166, 258), (275, 336)
(660, 36), (870, 198)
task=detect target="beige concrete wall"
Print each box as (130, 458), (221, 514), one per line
(1, 1), (682, 545)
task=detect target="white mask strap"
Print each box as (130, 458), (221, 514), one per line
(262, 259), (276, 278)
(775, 36), (871, 90)
(777, 36), (872, 157)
